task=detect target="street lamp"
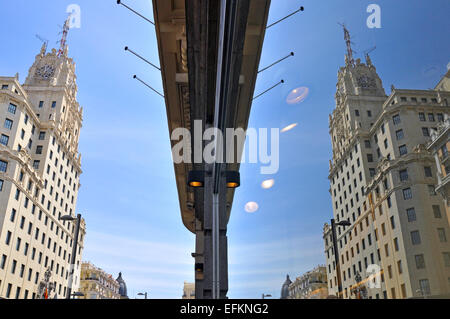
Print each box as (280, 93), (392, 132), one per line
(262, 294), (272, 299)
(137, 292), (148, 299)
(187, 170), (241, 189)
(59, 213), (82, 300)
(330, 219), (351, 299)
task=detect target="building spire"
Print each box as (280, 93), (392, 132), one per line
(340, 24), (355, 67)
(57, 17), (70, 58)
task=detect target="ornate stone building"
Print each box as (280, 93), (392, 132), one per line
(182, 281), (195, 299)
(288, 265), (328, 299)
(0, 43), (85, 299)
(428, 70), (450, 226)
(323, 34), (450, 299)
(78, 262), (120, 299)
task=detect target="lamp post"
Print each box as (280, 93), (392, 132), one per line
(59, 214), (82, 300)
(262, 293), (272, 299)
(137, 292), (148, 299)
(330, 219), (351, 299)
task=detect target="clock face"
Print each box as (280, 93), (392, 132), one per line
(35, 65), (55, 79)
(357, 75), (376, 88)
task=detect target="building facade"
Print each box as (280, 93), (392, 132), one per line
(78, 262), (120, 299)
(288, 265), (328, 299)
(0, 43), (85, 299)
(428, 70), (450, 226)
(323, 34), (450, 299)
(182, 282), (195, 299)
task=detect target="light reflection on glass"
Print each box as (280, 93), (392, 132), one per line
(281, 123), (298, 133)
(245, 202), (259, 213)
(261, 179), (275, 189)
(286, 86), (309, 104)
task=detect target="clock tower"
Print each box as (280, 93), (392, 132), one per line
(22, 42), (82, 155)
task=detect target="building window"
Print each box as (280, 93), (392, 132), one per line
(419, 112), (426, 121)
(33, 161), (40, 170)
(367, 154), (374, 162)
(432, 205), (442, 218)
(39, 101), (44, 108)
(51, 101), (57, 108)
(0, 134), (9, 146)
(438, 228), (447, 243)
(4, 118), (13, 130)
(411, 230), (421, 245)
(365, 140), (371, 148)
(36, 146), (43, 154)
(403, 188), (412, 200)
(369, 168), (376, 177)
(443, 252), (450, 267)
(428, 113), (435, 122)
(424, 166), (432, 177)
(428, 185), (436, 196)
(419, 279), (431, 296)
(407, 208), (417, 222)
(24, 114), (29, 124)
(399, 169), (408, 181)
(399, 145), (408, 156)
(5, 231), (12, 245)
(0, 160), (8, 172)
(396, 129), (404, 140)
(8, 103), (17, 114)
(355, 110), (360, 116)
(393, 114), (401, 125)
(422, 127), (430, 137)
(0, 255), (6, 269)
(437, 113), (444, 122)
(39, 132), (46, 140)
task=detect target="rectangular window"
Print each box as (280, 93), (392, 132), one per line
(36, 146), (43, 154)
(396, 129), (404, 140)
(0, 134), (9, 146)
(438, 228), (447, 243)
(0, 160), (7, 172)
(4, 119), (13, 130)
(433, 205), (442, 218)
(428, 114), (435, 122)
(33, 160), (40, 170)
(407, 208), (416, 222)
(367, 154), (374, 162)
(39, 132), (45, 140)
(8, 103), (17, 114)
(428, 185), (436, 196)
(443, 252), (450, 267)
(399, 145), (408, 156)
(411, 230), (421, 245)
(51, 101), (57, 108)
(399, 169), (408, 181)
(419, 112), (426, 121)
(415, 254), (425, 269)
(0, 179), (3, 191)
(403, 188), (412, 200)
(39, 101), (44, 108)
(5, 231), (11, 245)
(424, 166), (433, 177)
(437, 113), (444, 122)
(419, 279), (431, 296)
(393, 114), (401, 125)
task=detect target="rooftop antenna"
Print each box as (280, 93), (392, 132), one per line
(35, 34), (49, 51)
(338, 23), (355, 66)
(363, 46), (376, 58)
(57, 17), (70, 57)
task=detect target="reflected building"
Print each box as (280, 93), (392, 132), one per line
(182, 282), (195, 299)
(78, 262), (120, 299)
(288, 265), (328, 299)
(280, 275), (292, 299)
(323, 28), (450, 299)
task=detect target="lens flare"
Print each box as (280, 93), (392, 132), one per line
(245, 202), (259, 213)
(281, 123), (298, 133)
(261, 179), (275, 189)
(286, 86), (309, 104)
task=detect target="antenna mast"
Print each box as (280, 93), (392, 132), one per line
(339, 23), (355, 66)
(57, 17), (70, 57)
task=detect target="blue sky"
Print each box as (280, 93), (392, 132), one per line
(0, 0), (448, 299)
